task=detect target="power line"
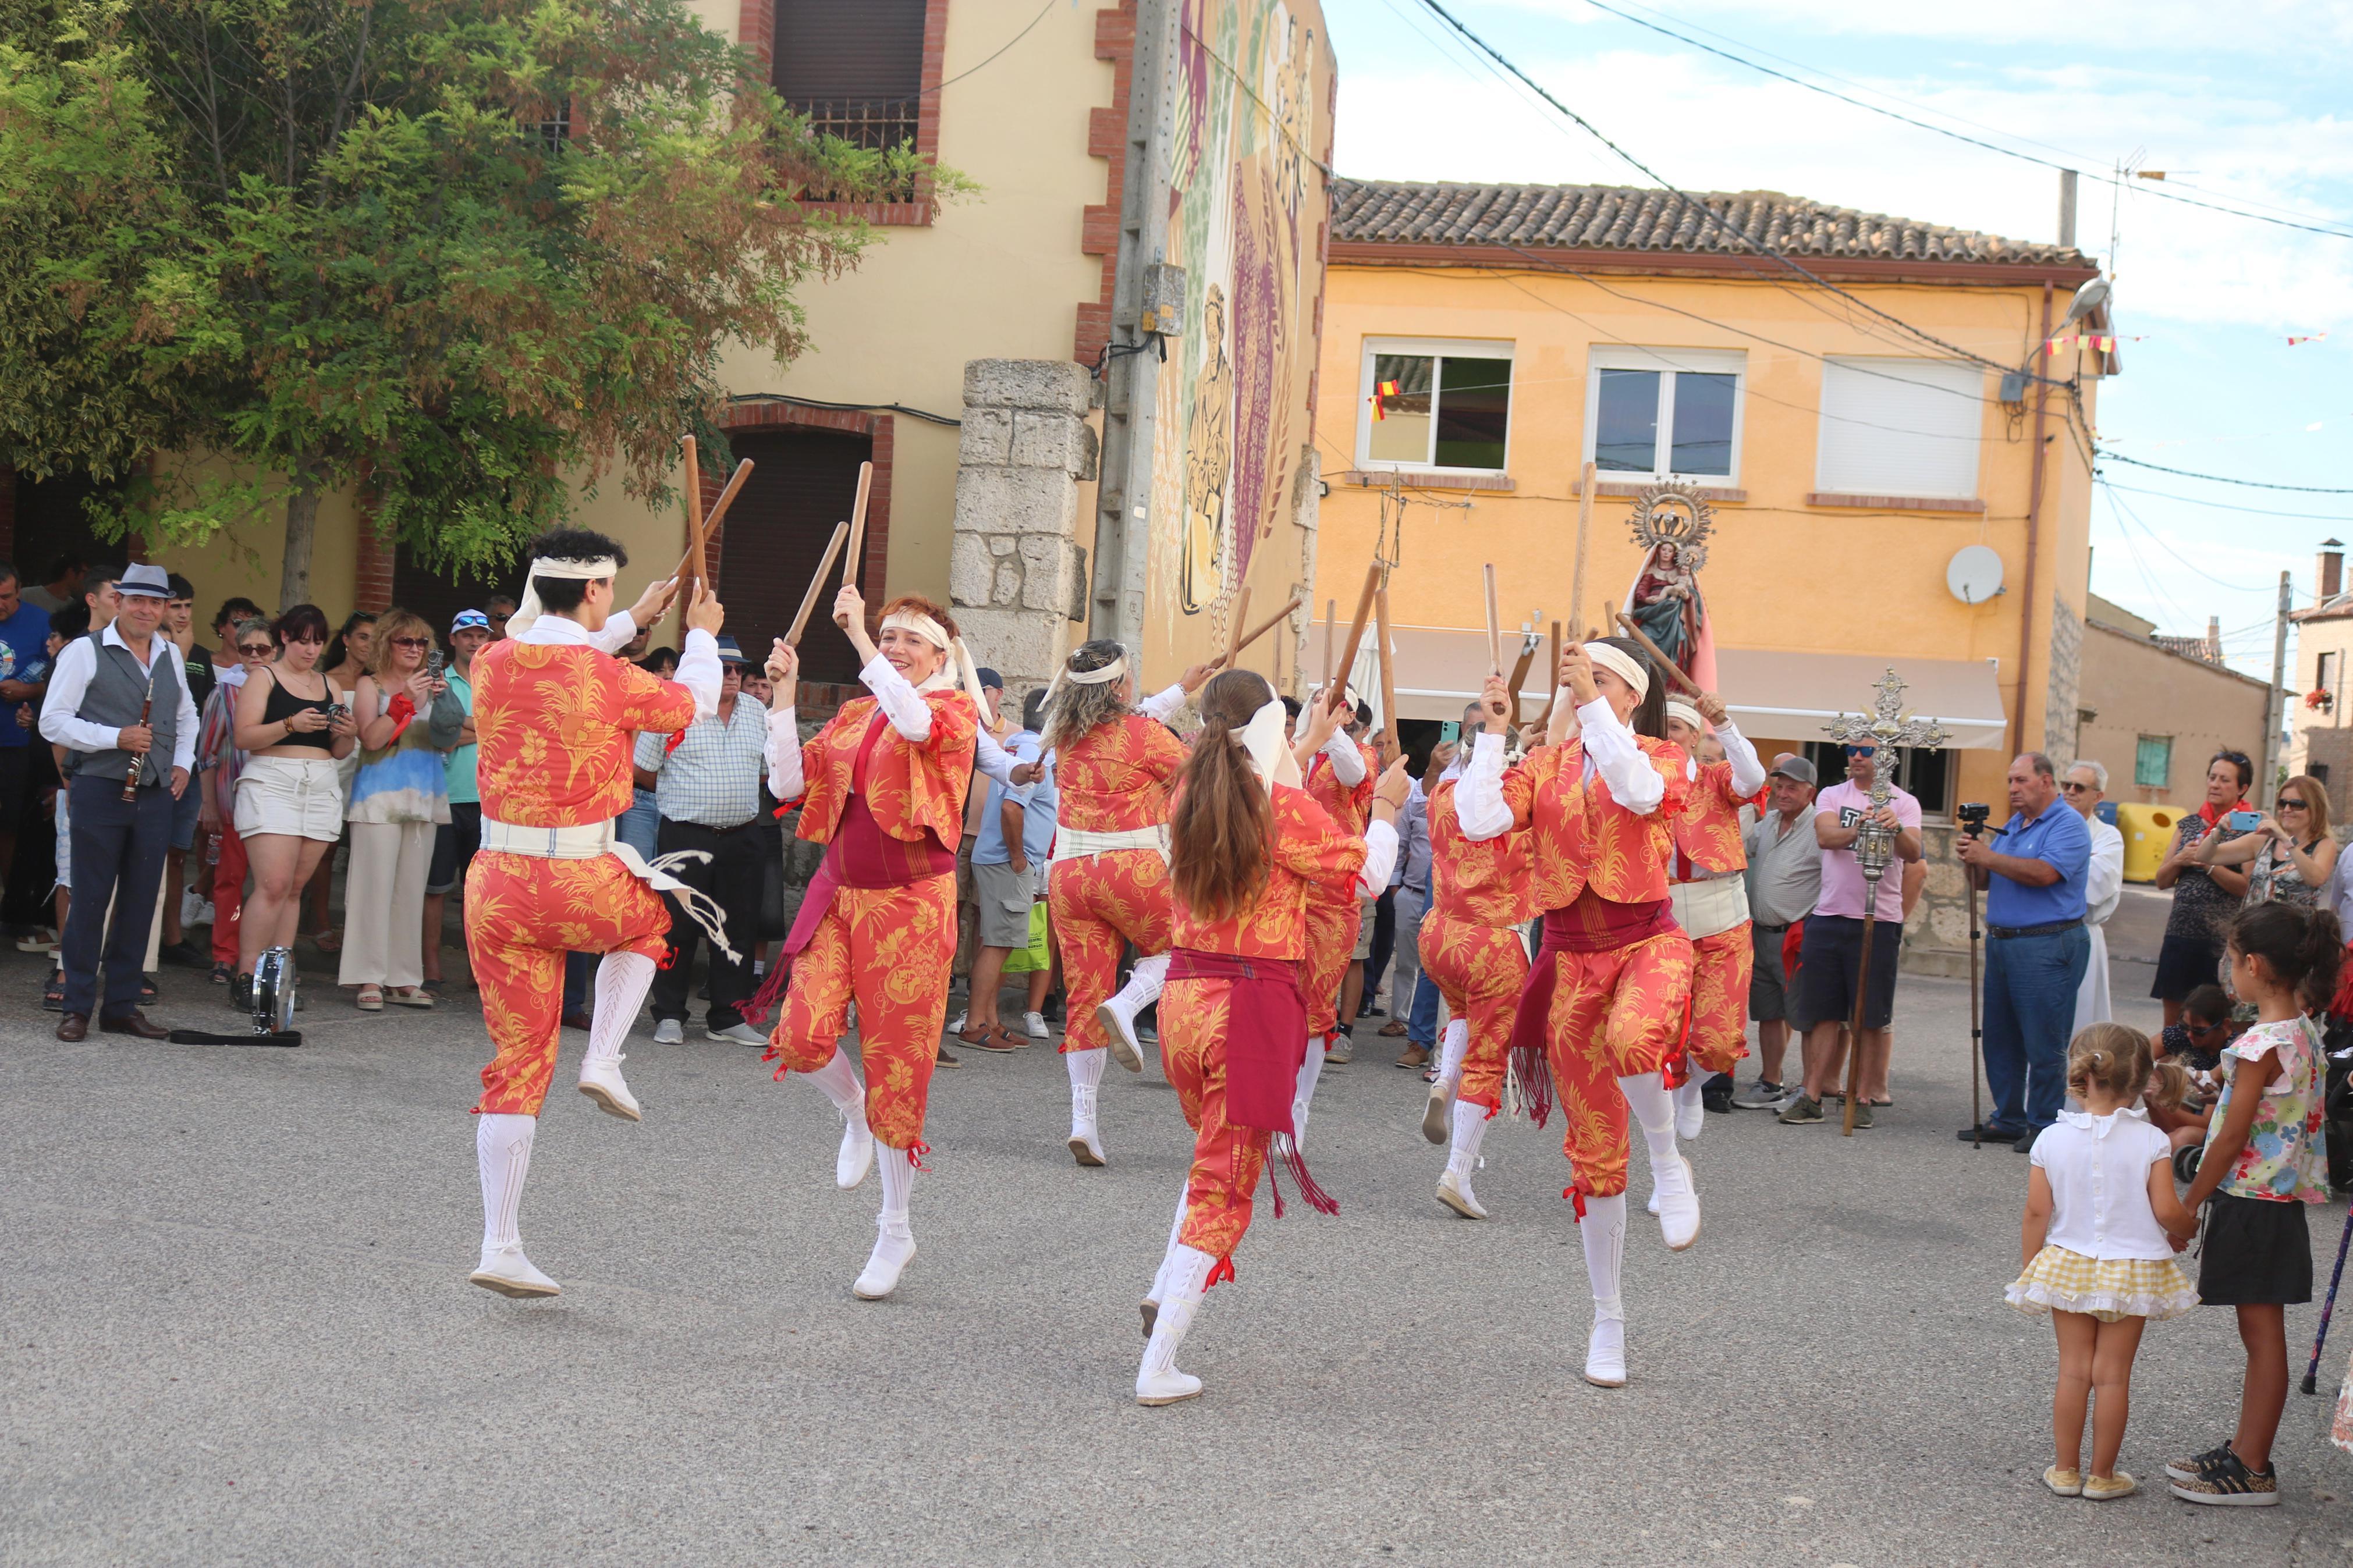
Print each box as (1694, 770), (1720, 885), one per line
(2096, 450), (2353, 494)
(1407, 0), (2068, 386)
(922, 0), (1056, 97)
(2099, 481), (2274, 593)
(2095, 479), (2353, 524)
(1580, 0), (2353, 243)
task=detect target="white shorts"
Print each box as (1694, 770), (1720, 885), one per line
(235, 755), (347, 843)
(53, 788), (69, 892)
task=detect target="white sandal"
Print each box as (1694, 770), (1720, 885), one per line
(356, 985), (384, 1012)
(385, 987), (436, 1008)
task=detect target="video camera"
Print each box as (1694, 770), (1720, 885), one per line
(1957, 801), (1992, 840)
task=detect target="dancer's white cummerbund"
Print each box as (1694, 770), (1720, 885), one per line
(1050, 822), (1171, 865)
(480, 816), (613, 860)
(1669, 873), (1750, 940)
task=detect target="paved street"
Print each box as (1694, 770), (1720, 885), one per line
(5, 943), (2348, 1567)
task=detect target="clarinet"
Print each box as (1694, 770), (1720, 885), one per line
(120, 669), (157, 802)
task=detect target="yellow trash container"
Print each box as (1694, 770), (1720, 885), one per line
(2116, 802), (2181, 884)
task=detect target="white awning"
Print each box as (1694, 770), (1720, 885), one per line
(1300, 624), (2009, 748)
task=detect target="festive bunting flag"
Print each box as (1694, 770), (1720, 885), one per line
(1369, 378), (1400, 419)
(2288, 333), (2329, 346)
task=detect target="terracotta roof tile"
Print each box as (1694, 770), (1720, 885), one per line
(1331, 179), (2089, 268)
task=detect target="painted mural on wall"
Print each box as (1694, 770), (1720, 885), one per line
(1145, 0), (1335, 674)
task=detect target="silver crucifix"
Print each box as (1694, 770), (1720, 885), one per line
(1823, 669), (1951, 886)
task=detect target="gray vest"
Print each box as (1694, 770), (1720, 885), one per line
(70, 634), (183, 784)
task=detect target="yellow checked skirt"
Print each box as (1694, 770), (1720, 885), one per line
(2006, 1244), (2198, 1323)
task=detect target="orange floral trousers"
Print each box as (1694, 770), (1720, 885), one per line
(469, 851), (672, 1117)
(1302, 896), (1362, 1036)
(765, 872), (957, 1150)
(1158, 975), (1271, 1260)
(1542, 929), (1694, 1199)
(1047, 847), (1173, 1055)
(1419, 912), (1530, 1112)
(1685, 921), (1754, 1076)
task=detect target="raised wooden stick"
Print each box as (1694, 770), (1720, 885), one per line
(1534, 619), (1563, 729)
(1374, 575), (1400, 763)
(1210, 592), (1305, 671)
(1506, 628), (1539, 727)
(786, 522), (851, 646)
(1570, 458), (1595, 639)
(1482, 563), (1502, 677)
(1326, 561), (1382, 712)
(678, 435), (707, 602)
(1222, 585), (1252, 671)
(1612, 609), (1703, 696)
(666, 460), (754, 581)
(1321, 598), (1337, 689)
(840, 461), (874, 592)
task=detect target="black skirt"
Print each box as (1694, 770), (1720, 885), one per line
(2196, 1191), (2313, 1306)
(2152, 933), (2223, 1002)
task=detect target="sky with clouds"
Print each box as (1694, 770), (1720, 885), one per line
(1323, 0), (2353, 677)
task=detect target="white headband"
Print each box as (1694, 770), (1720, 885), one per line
(1066, 656), (1127, 686)
(1584, 643), (1650, 701)
(1664, 699), (1703, 732)
(881, 609), (953, 653)
(505, 556), (627, 640)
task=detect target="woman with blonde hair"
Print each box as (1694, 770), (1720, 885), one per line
(2189, 773), (2337, 912)
(1131, 668), (1406, 1406)
(340, 607), (462, 1009)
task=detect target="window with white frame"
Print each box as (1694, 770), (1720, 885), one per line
(1356, 339), (1514, 472)
(1582, 347), (1745, 482)
(1815, 357), (1985, 498)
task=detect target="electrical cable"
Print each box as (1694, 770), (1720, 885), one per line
(2093, 479), (2353, 524)
(921, 0), (1056, 97)
(2099, 481), (2273, 593)
(2096, 450), (2353, 494)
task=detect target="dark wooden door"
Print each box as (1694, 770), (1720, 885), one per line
(391, 549), (515, 653)
(718, 428), (874, 684)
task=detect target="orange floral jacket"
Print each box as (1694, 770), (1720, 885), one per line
(1172, 784), (1366, 961)
(1305, 739), (1378, 836)
(1507, 735), (1691, 909)
(1056, 713), (1190, 832)
(471, 642), (697, 827)
(796, 689), (979, 848)
(1669, 759), (1749, 879)
(1429, 775), (1536, 929)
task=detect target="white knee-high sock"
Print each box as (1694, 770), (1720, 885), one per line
(1119, 951), (1170, 1008)
(1438, 1017), (1470, 1086)
(1673, 1073), (1704, 1118)
(1580, 1192), (1628, 1317)
(1067, 1046), (1108, 1091)
(1619, 1071), (1680, 1171)
(1446, 1099), (1489, 1176)
(585, 952), (656, 1069)
(477, 1114), (537, 1253)
(1291, 1038), (1325, 1144)
(876, 1142), (914, 1238)
(805, 1048), (868, 1121)
(1149, 1181), (1190, 1302)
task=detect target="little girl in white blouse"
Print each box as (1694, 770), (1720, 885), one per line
(2007, 1023), (2199, 1501)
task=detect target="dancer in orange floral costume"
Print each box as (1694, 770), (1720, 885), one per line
(1037, 639), (1211, 1165)
(1133, 670), (1406, 1406)
(1457, 637), (1695, 1387)
(1418, 688), (1535, 1221)
(464, 529), (726, 1299)
(1293, 689), (1376, 1144)
(1658, 691), (1766, 1161)
(761, 586), (982, 1300)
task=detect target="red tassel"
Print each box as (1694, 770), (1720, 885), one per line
(741, 956), (792, 1027)
(1260, 1145), (1288, 1219)
(907, 1140), (930, 1173)
(1509, 1041), (1554, 1128)
(1205, 1256), (1236, 1290)
(663, 728), (687, 755)
(1279, 1136), (1340, 1217)
(1563, 1185), (1588, 1221)
(1662, 1049), (1691, 1090)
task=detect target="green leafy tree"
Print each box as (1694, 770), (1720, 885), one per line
(0, 0), (931, 605)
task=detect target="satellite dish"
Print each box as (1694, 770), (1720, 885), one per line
(1947, 545), (2006, 605)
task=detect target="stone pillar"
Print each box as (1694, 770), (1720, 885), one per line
(950, 359), (1097, 712)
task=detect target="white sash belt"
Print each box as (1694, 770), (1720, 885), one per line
(1050, 822), (1171, 866)
(1669, 873), (1750, 941)
(479, 814), (740, 963)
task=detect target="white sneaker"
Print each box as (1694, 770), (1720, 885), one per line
(1436, 1168), (1489, 1219)
(1653, 1152), (1700, 1251)
(706, 1021), (768, 1046)
(1096, 995), (1147, 1073)
(836, 1115), (874, 1190)
(947, 1010), (966, 1034)
(577, 1054), (642, 1121)
(1023, 1010), (1050, 1041)
(853, 1224), (916, 1299)
(651, 1018), (683, 1045)
(1584, 1316), (1627, 1386)
(469, 1244), (560, 1298)
(1069, 1083), (1106, 1167)
(1732, 1079), (1792, 1111)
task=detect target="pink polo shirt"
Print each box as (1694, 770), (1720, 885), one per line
(1813, 779), (1921, 923)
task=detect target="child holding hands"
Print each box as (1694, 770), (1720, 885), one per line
(2007, 1022), (2199, 1500)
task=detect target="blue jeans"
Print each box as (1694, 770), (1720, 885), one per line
(1409, 969), (1441, 1047)
(1983, 922), (2091, 1135)
(617, 791), (659, 861)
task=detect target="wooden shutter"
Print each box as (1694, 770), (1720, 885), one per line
(772, 0), (926, 103)
(1815, 358), (1984, 499)
(716, 428), (875, 685)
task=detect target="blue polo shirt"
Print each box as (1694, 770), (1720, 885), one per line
(973, 730), (1041, 866)
(1986, 797), (2092, 927)
(0, 600), (51, 747)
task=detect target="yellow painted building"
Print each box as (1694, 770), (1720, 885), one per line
(1307, 179), (2112, 823)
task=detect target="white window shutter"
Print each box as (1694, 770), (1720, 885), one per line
(1816, 358), (1984, 498)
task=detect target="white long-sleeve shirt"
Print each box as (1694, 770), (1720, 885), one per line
(520, 613), (721, 721)
(1460, 698), (1663, 842)
(41, 621), (201, 773)
(1710, 719), (1768, 798)
(2085, 815), (2126, 926)
(1355, 819), (1400, 898)
(764, 653), (947, 801)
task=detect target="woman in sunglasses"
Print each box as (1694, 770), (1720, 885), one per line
(2188, 773), (2338, 912)
(2150, 751), (2255, 1029)
(340, 609), (462, 1010)
(197, 618), (282, 984)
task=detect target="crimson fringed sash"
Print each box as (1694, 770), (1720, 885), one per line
(1165, 948), (1337, 1216)
(1503, 891), (1678, 1128)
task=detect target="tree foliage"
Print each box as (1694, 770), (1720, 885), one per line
(0, 0), (931, 602)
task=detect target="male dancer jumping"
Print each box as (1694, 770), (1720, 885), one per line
(462, 530), (727, 1297)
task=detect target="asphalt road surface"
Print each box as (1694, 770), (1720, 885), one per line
(6, 944), (2349, 1566)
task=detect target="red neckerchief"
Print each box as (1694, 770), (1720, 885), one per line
(2196, 797), (2248, 830)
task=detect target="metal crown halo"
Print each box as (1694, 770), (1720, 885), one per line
(1626, 481), (1715, 573)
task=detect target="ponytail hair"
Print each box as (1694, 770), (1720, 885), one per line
(2066, 1021), (2151, 1103)
(1591, 635), (1669, 740)
(2227, 900), (2345, 1012)
(2146, 1055), (2192, 1114)
(1170, 669), (1276, 926)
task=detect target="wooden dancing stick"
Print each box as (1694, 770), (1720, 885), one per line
(1321, 598), (1337, 689)
(1570, 458), (1595, 639)
(1222, 585), (1253, 671)
(839, 461), (874, 592)
(786, 522), (852, 646)
(1612, 609), (1704, 696)
(1374, 575), (1400, 763)
(1481, 563), (1502, 677)
(1209, 592), (1305, 671)
(1506, 626), (1539, 727)
(677, 435), (706, 603)
(665, 460), (755, 581)
(1326, 561), (1382, 712)
(1533, 618), (1563, 729)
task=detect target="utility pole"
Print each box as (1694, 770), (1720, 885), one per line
(2264, 569), (2291, 806)
(2057, 168), (2078, 250)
